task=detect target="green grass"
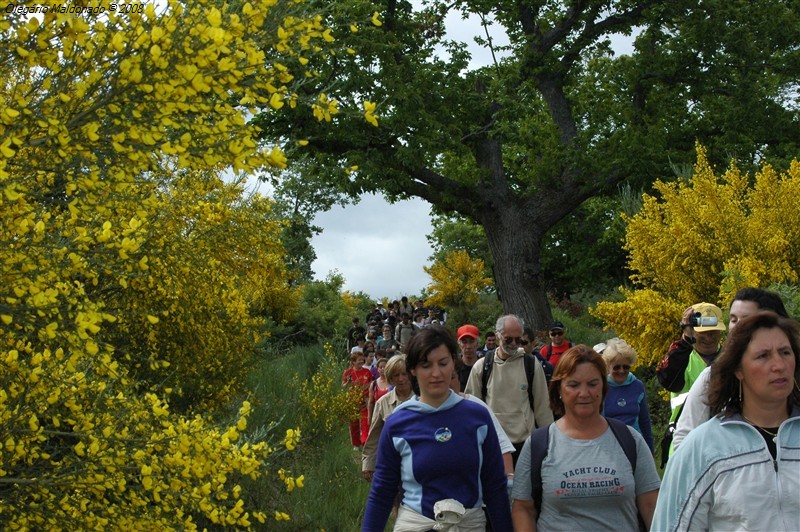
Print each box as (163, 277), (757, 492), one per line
(240, 343), (371, 530)
(270, 434), (371, 531)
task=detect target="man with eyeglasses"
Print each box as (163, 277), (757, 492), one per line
(539, 321), (573, 367)
(465, 314), (554, 465)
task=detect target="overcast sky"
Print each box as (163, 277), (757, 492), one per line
(308, 10), (635, 300)
(310, 194), (434, 299)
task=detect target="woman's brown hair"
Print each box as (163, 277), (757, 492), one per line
(708, 311), (800, 416)
(548, 344), (608, 416)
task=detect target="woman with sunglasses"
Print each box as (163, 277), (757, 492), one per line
(652, 311), (800, 531)
(600, 338), (654, 453)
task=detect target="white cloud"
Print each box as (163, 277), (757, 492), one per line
(310, 194), (434, 299)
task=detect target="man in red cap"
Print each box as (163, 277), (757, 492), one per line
(456, 324), (481, 391)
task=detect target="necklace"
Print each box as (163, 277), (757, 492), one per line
(741, 414), (778, 437)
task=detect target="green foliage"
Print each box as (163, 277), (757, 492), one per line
(541, 195), (631, 298)
(544, 308), (608, 352)
(292, 343), (362, 441)
(292, 273), (353, 344)
(640, 369), (671, 474)
(266, 433), (370, 531)
(428, 213), (493, 278)
(278, 217), (318, 287)
(429, 194), (634, 299)
(444, 293), (504, 337)
(269, 169), (357, 287)
(769, 283), (800, 319)
(255, 0), (800, 330)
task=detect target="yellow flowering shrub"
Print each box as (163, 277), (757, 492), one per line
(0, 340), (282, 528)
(0, 0), (376, 526)
(424, 250), (493, 309)
(293, 343), (363, 439)
(93, 168), (300, 411)
(593, 145), (800, 365)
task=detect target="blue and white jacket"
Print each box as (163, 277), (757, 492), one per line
(652, 406), (800, 531)
(362, 390), (511, 531)
(604, 372), (654, 453)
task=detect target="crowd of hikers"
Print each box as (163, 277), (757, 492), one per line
(344, 290), (800, 531)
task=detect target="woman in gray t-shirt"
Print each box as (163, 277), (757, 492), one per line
(511, 345), (661, 531)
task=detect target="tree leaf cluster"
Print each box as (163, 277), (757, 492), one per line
(254, 0), (800, 332)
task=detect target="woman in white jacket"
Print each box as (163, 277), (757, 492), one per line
(653, 311), (800, 531)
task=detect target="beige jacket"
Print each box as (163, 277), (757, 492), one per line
(464, 347), (553, 444)
(361, 388), (410, 472)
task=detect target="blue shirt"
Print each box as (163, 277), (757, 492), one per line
(362, 391), (511, 530)
(604, 373), (654, 453)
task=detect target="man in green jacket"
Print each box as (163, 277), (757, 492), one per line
(656, 302), (726, 459)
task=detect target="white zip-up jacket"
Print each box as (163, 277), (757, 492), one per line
(652, 406), (800, 531)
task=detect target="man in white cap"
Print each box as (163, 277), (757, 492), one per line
(656, 302), (726, 460)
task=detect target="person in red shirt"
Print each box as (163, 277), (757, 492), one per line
(539, 321), (573, 367)
(343, 351), (374, 449)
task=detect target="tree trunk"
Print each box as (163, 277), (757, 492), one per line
(480, 206), (553, 333)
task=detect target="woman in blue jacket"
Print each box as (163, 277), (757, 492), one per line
(601, 338), (654, 453)
(362, 326), (511, 531)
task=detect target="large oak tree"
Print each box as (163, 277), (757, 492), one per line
(255, 0), (800, 330)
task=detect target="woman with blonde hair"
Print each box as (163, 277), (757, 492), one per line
(601, 338), (654, 453)
(362, 355), (414, 482)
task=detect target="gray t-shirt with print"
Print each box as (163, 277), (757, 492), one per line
(512, 422), (660, 531)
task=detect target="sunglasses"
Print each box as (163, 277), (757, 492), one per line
(550, 331), (564, 337)
(503, 336), (523, 345)
(612, 364), (631, 372)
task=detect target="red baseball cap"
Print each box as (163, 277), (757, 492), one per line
(457, 324), (479, 341)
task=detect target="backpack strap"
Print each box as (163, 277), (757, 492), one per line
(481, 355), (493, 402)
(523, 354), (536, 412)
(529, 423), (551, 515)
(605, 417), (637, 473)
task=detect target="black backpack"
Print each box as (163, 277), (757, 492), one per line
(480, 352), (537, 411)
(529, 418), (640, 522)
